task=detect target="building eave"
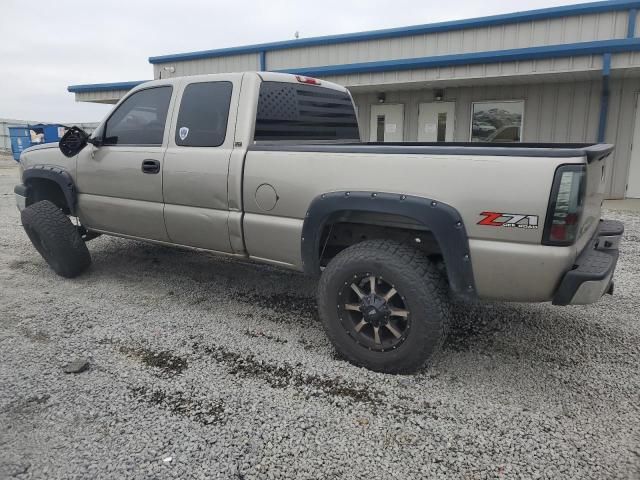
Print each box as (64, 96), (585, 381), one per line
(67, 80), (150, 94)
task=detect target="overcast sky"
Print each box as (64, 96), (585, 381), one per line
(1, 0), (585, 123)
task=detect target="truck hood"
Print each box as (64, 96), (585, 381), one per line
(22, 142), (60, 155)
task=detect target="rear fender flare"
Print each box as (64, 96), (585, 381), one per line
(301, 191), (476, 298)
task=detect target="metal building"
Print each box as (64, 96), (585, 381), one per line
(68, 0), (640, 199)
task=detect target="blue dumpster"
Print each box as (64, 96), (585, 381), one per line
(9, 126), (31, 161)
(33, 124), (65, 144)
(9, 124), (66, 162)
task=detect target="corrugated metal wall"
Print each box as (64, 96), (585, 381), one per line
(266, 11), (628, 71)
(150, 11), (629, 84)
(351, 81), (601, 142)
(153, 53), (260, 80)
(351, 78), (633, 198)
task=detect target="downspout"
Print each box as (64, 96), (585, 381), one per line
(597, 53), (611, 143)
(259, 51), (267, 71)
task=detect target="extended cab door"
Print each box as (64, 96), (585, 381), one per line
(75, 85), (174, 241)
(161, 75), (242, 252)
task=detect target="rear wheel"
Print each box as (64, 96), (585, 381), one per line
(21, 200), (91, 278)
(317, 239), (450, 373)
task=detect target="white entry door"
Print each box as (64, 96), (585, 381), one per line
(627, 94), (640, 198)
(370, 104), (404, 142)
(418, 102), (455, 142)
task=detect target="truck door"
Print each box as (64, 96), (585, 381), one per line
(75, 85), (174, 241)
(162, 76), (241, 252)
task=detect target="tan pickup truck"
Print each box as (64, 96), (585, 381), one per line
(14, 72), (623, 373)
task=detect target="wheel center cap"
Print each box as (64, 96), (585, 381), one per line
(360, 294), (390, 327)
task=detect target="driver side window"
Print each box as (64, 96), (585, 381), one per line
(103, 86), (172, 146)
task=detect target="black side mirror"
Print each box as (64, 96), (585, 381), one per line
(59, 126), (90, 158)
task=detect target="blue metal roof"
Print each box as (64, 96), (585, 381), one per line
(277, 38), (640, 77)
(67, 80), (149, 93)
(148, 0), (640, 64)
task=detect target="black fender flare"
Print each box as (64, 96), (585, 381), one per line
(301, 191), (476, 298)
(22, 165), (78, 215)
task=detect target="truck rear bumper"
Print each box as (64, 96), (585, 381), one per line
(552, 219), (623, 306)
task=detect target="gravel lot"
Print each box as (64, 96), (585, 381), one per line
(0, 152), (638, 479)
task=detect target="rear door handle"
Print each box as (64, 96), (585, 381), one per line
(141, 159), (160, 174)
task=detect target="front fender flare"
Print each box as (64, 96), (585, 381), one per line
(301, 191), (476, 298)
(22, 165), (78, 215)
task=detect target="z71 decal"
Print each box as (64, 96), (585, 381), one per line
(477, 211), (539, 229)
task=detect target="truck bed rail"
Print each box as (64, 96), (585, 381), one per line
(249, 142), (614, 163)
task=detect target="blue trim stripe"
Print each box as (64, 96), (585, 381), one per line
(148, 1), (640, 64)
(628, 8), (638, 37)
(276, 38), (640, 77)
(67, 80), (149, 93)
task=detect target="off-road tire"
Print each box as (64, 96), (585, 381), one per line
(317, 239), (450, 374)
(21, 200), (91, 278)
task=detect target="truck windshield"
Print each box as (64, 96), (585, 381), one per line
(254, 81), (359, 141)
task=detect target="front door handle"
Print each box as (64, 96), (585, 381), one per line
(141, 159), (160, 174)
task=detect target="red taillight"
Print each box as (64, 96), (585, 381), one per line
(550, 224), (567, 241)
(295, 75), (321, 85)
(542, 165), (586, 246)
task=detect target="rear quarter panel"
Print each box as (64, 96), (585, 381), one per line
(242, 151), (586, 301)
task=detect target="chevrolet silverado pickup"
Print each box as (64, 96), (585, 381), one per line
(14, 72), (624, 373)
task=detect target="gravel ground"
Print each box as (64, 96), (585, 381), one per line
(0, 152), (638, 479)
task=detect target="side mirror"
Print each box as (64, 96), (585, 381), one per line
(59, 126), (90, 158)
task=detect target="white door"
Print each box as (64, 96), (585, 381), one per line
(369, 104), (404, 142)
(418, 102), (455, 142)
(627, 94), (640, 198)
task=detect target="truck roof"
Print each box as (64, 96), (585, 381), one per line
(128, 71), (350, 94)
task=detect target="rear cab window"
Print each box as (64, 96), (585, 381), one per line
(254, 81), (359, 141)
(175, 81), (233, 147)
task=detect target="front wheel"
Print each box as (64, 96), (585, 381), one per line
(21, 200), (91, 278)
(317, 240), (450, 374)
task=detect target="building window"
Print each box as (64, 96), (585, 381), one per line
(470, 101), (524, 143)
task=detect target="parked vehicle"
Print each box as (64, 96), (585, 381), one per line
(14, 72), (623, 373)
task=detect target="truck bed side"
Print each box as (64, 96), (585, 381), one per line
(241, 143), (611, 302)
